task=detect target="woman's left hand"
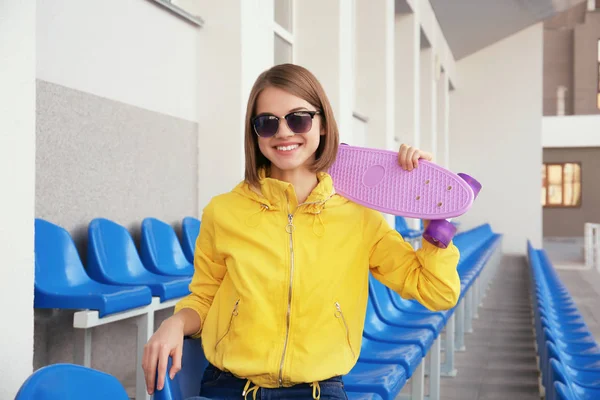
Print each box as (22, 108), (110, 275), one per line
(398, 144), (433, 171)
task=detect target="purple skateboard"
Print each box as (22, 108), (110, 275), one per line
(328, 145), (481, 248)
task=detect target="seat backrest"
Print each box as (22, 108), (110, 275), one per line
(395, 216), (409, 232)
(368, 274), (396, 319)
(153, 339), (209, 400)
(181, 217), (201, 264)
(140, 218), (191, 274)
(15, 363), (129, 400)
(387, 286), (431, 314)
(453, 223), (494, 264)
(35, 219), (89, 289)
(553, 381), (572, 400)
(87, 218), (146, 282)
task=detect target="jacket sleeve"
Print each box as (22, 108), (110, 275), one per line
(174, 201), (227, 338)
(365, 208), (461, 311)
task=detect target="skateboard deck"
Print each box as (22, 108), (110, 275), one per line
(328, 145), (476, 220)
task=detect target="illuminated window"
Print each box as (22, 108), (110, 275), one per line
(542, 163), (582, 207)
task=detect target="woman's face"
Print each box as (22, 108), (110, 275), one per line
(255, 86), (322, 176)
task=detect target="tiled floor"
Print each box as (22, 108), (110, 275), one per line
(435, 255), (541, 400)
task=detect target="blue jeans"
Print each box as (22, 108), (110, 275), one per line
(186, 363), (348, 400)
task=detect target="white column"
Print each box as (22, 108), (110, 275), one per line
(394, 10), (421, 149)
(0, 1), (36, 398)
(437, 71), (450, 168)
(295, 0), (354, 145)
(354, 0), (395, 150)
(420, 47), (436, 156)
(394, 8), (422, 231)
(195, 0), (273, 213)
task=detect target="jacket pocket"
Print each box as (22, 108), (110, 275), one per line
(215, 299), (240, 351)
(334, 302), (356, 360)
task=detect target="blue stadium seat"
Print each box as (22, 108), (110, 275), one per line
(394, 216), (422, 239)
(15, 364), (129, 400)
(140, 217), (194, 277)
(34, 218), (152, 317)
(87, 218), (191, 302)
(181, 216), (201, 264)
(369, 275), (445, 337)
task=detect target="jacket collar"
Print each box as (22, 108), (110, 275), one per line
(234, 168), (336, 213)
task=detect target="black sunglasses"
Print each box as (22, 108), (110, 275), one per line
(252, 110), (321, 138)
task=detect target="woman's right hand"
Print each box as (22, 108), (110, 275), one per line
(142, 316), (185, 395)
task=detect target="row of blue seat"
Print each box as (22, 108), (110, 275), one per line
(23, 221), (501, 399)
(153, 223), (503, 400)
(35, 217), (201, 317)
(527, 242), (600, 400)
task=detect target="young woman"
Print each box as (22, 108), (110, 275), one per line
(142, 63), (460, 400)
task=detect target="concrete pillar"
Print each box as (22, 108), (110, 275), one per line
(295, 0), (354, 145)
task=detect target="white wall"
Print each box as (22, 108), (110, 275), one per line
(543, 115), (600, 147)
(450, 23), (544, 253)
(36, 0), (200, 121)
(0, 1), (36, 397)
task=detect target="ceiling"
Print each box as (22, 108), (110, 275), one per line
(399, 0), (587, 59)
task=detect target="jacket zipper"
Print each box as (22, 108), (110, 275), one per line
(278, 211), (295, 386)
(215, 299), (239, 350)
(277, 194), (333, 386)
(335, 302), (356, 360)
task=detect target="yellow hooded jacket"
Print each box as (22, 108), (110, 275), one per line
(174, 170), (460, 388)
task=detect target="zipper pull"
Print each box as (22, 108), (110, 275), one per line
(335, 302), (342, 317)
(233, 299), (240, 315)
(286, 214), (295, 233)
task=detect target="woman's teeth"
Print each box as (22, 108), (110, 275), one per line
(276, 144), (299, 151)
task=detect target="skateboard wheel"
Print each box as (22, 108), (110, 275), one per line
(423, 219), (457, 249)
(457, 173), (482, 199)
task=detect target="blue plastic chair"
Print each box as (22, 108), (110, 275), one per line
(394, 216), (422, 239)
(87, 218), (191, 302)
(140, 218), (194, 277)
(153, 339), (208, 400)
(362, 295), (435, 356)
(343, 362), (407, 400)
(386, 288), (451, 322)
(368, 275), (445, 337)
(527, 243), (600, 400)
(181, 217), (201, 264)
(358, 336), (422, 378)
(347, 393), (384, 400)
(15, 363), (129, 400)
(34, 219), (152, 317)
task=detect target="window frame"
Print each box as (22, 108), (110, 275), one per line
(273, 0), (295, 65)
(542, 162), (583, 208)
(597, 38), (599, 110)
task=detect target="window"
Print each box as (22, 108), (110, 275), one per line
(541, 163), (582, 207)
(274, 0), (294, 65)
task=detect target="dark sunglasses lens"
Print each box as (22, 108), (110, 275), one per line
(286, 113), (313, 134)
(254, 116), (279, 137)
